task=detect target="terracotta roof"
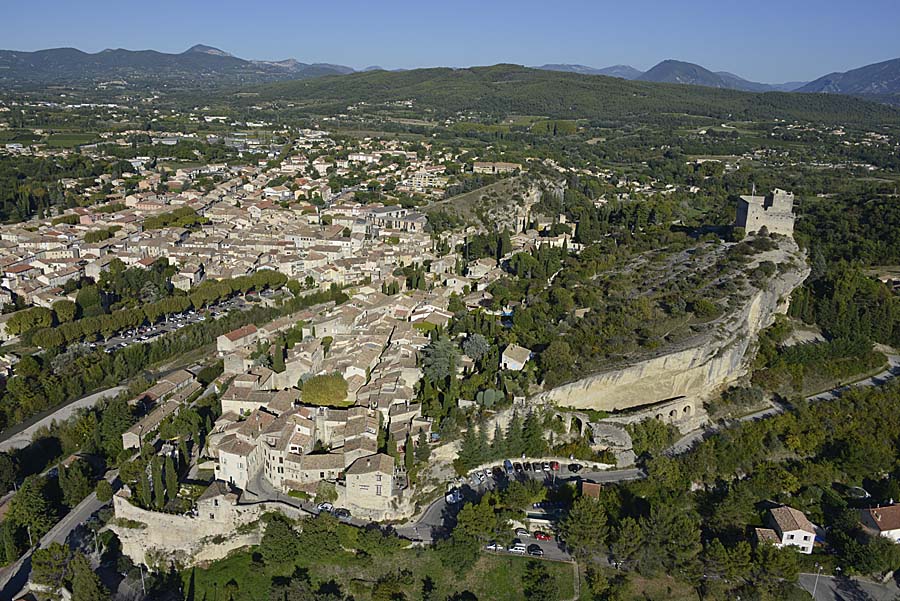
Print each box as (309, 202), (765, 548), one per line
(770, 506), (815, 534)
(346, 453), (394, 475)
(862, 505), (900, 532)
(754, 527), (781, 545)
(224, 324), (258, 342)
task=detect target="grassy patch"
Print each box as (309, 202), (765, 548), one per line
(624, 573), (700, 601)
(43, 132), (99, 148)
(185, 545), (576, 601)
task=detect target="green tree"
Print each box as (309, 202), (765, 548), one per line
(641, 500), (702, 577)
(0, 453), (16, 495)
(70, 552), (110, 601)
(522, 560), (559, 601)
(7, 475), (56, 541)
(415, 430), (431, 462)
(301, 373), (349, 406)
(165, 455), (178, 503)
(151, 456), (164, 509)
(52, 299), (77, 323)
(260, 515), (300, 567)
(95, 479), (113, 503)
(559, 495), (608, 561)
(59, 460), (93, 508)
(611, 517), (643, 569)
(31, 541), (71, 596)
(462, 333), (490, 362)
(421, 336), (459, 383)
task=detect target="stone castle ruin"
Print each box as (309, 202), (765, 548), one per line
(735, 188), (796, 236)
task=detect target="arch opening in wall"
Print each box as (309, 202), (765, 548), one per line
(683, 405), (692, 416)
(571, 416), (585, 436)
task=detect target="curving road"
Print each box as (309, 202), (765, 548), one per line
(0, 386), (126, 453)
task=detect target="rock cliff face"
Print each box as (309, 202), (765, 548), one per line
(539, 238), (809, 411)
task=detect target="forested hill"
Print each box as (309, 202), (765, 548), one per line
(248, 64), (900, 125)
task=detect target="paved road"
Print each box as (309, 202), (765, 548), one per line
(0, 385), (126, 453)
(799, 573), (900, 601)
(667, 354), (900, 457)
(0, 471), (119, 600)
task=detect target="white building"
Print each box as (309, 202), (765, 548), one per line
(860, 504), (900, 542)
(755, 506), (817, 554)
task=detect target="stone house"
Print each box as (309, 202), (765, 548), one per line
(217, 324), (259, 354)
(345, 453), (396, 512)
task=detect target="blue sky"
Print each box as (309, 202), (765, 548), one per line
(4, 0), (899, 82)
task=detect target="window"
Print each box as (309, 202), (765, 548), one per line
(376, 485), (382, 496)
(787, 534), (794, 540)
(320, 471), (325, 479)
(209, 513), (214, 519)
(803, 535), (810, 541)
(376, 475), (382, 482)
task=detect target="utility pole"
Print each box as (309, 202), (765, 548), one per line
(811, 563), (823, 599)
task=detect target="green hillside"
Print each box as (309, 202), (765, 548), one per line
(249, 64), (900, 125)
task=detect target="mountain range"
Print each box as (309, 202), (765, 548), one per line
(537, 60), (807, 92)
(1, 44), (899, 103)
(249, 64), (900, 127)
(0, 44), (354, 87)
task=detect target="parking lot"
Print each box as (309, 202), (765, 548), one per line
(432, 460), (595, 562)
(101, 297), (249, 352)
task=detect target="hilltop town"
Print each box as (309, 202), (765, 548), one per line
(1, 50), (900, 601)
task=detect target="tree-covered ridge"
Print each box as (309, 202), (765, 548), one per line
(251, 64), (900, 125)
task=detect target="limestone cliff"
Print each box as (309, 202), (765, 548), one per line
(539, 237), (809, 411)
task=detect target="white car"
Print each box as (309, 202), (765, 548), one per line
(508, 541), (527, 554)
(316, 502), (334, 513)
(485, 541), (503, 552)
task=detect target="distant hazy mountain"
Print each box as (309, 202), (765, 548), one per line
(536, 64), (643, 79)
(0, 44), (355, 87)
(799, 57), (900, 95)
(637, 60), (805, 92)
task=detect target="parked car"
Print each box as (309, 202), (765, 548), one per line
(523, 462), (532, 472)
(476, 471), (486, 483)
(492, 466), (505, 480)
(504, 459), (514, 474)
(513, 462), (523, 473)
(482, 468), (491, 479)
(514, 528), (530, 538)
(508, 541), (527, 554)
(533, 531), (551, 541)
(532, 462), (542, 471)
(542, 462), (551, 472)
(445, 489), (462, 504)
(485, 541), (503, 551)
(316, 502), (334, 513)
(550, 461), (560, 471)
(527, 544), (544, 557)
(568, 463), (583, 473)
(334, 508), (351, 521)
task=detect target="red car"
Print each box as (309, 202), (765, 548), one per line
(549, 461), (560, 471)
(533, 531), (551, 541)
